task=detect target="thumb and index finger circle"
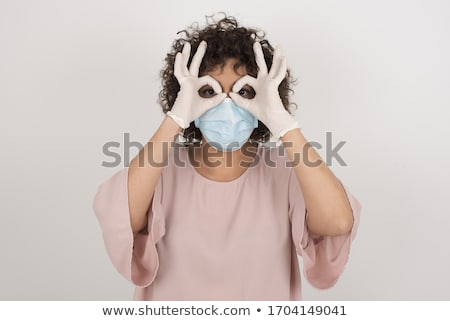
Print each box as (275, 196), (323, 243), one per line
(232, 75), (256, 94)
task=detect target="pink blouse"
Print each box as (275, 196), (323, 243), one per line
(93, 145), (361, 300)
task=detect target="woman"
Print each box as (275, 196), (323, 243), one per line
(93, 16), (361, 300)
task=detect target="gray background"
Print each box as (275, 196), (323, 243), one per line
(1, 0), (449, 300)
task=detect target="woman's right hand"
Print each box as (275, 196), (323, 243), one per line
(166, 41), (226, 129)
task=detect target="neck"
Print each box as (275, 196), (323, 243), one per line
(189, 141), (258, 182)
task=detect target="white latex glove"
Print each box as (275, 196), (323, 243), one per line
(229, 42), (300, 139)
(167, 41), (226, 129)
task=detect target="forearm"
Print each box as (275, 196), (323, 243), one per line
(128, 116), (181, 233)
(281, 128), (354, 236)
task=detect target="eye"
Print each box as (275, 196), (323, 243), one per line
(238, 85), (255, 99)
(198, 85), (216, 98)
(238, 88), (249, 96)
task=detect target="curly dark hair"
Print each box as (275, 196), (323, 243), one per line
(158, 14), (296, 143)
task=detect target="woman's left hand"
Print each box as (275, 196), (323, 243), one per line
(229, 42), (300, 139)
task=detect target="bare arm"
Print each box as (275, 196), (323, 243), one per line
(128, 116), (181, 233)
(229, 42), (353, 237)
(128, 41), (226, 234)
(281, 128), (354, 237)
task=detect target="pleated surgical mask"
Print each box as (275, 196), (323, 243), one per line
(194, 98), (258, 151)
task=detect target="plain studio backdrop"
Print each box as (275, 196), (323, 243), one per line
(1, 0), (449, 300)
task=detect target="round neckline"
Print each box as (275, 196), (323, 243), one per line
(184, 144), (261, 184)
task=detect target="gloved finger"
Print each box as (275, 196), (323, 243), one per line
(253, 42), (268, 77)
(197, 92), (227, 115)
(232, 75), (256, 93)
(189, 41), (207, 77)
(230, 92), (260, 120)
(229, 92), (251, 110)
(273, 56), (287, 84)
(210, 92), (227, 105)
(198, 75), (223, 94)
(269, 45), (283, 79)
(174, 52), (184, 80)
(180, 42), (191, 77)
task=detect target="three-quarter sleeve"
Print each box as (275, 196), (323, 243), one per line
(288, 169), (362, 289)
(93, 167), (165, 287)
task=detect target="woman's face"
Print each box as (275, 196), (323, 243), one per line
(199, 58), (255, 99)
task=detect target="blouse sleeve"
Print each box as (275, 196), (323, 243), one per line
(92, 167), (165, 287)
(288, 169), (362, 289)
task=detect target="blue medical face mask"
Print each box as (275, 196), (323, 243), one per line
(194, 98), (258, 151)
